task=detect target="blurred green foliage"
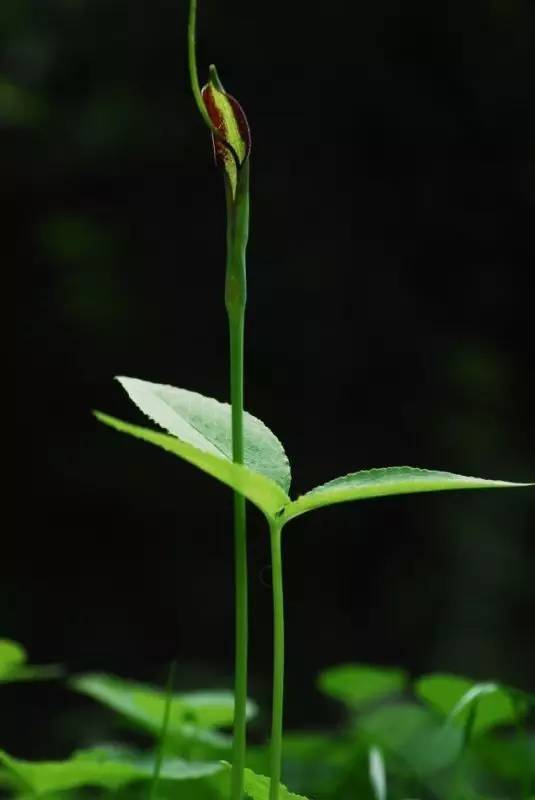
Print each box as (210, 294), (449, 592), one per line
(0, 648), (533, 799)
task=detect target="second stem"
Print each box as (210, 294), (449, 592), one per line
(269, 519), (285, 800)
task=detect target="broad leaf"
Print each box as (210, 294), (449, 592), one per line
(71, 673), (257, 737)
(415, 674), (518, 734)
(94, 413), (289, 519)
(317, 664), (407, 709)
(282, 467), (528, 521)
(0, 639), (61, 684)
(117, 377), (291, 492)
(0, 750), (223, 795)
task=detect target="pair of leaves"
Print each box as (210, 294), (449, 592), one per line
(0, 749), (308, 800)
(96, 377), (527, 524)
(0, 640), (61, 684)
(71, 672), (256, 741)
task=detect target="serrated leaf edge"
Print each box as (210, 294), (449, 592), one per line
(278, 466), (530, 524)
(116, 376), (292, 492)
(303, 466), (528, 496)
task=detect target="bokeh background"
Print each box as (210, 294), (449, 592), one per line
(4, 0), (534, 756)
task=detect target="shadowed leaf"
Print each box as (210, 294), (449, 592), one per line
(94, 413), (289, 519)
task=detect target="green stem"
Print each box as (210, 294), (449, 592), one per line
(269, 518), (285, 800)
(148, 662), (176, 800)
(226, 165), (249, 800)
(229, 312), (248, 800)
(187, 0), (214, 131)
(188, 2), (251, 797)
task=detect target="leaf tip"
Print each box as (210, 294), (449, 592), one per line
(114, 375), (132, 389)
(93, 410), (115, 428)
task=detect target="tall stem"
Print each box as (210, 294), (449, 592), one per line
(229, 312), (247, 800)
(269, 519), (285, 800)
(226, 165), (249, 800)
(188, 2), (251, 796)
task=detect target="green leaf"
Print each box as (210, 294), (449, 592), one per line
(282, 467), (529, 521)
(0, 639), (62, 684)
(358, 703), (462, 775)
(317, 664), (407, 709)
(0, 640), (25, 675)
(71, 673), (257, 736)
(254, 732), (360, 797)
(212, 763), (310, 800)
(0, 750), (223, 795)
(94, 413), (289, 519)
(473, 734), (535, 782)
(116, 377), (291, 492)
(415, 674), (518, 734)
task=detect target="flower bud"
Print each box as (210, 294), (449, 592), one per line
(201, 69), (251, 199)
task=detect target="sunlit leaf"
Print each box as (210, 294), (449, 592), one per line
(94, 413), (289, 519)
(212, 763), (310, 800)
(0, 750), (223, 795)
(282, 467), (529, 521)
(0, 640), (25, 675)
(317, 664), (407, 708)
(0, 640), (62, 684)
(116, 377), (291, 492)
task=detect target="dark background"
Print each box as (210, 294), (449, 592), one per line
(4, 0), (534, 755)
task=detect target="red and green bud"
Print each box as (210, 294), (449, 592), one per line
(201, 70), (251, 199)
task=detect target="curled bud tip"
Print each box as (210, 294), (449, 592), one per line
(208, 64), (225, 92)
